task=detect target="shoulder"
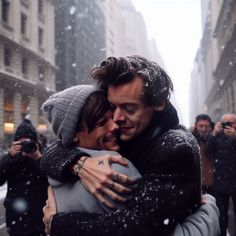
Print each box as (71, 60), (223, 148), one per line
(165, 125), (197, 143)
(158, 125), (199, 154)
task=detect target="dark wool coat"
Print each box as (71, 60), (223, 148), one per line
(41, 102), (201, 236)
(205, 133), (236, 193)
(0, 154), (48, 236)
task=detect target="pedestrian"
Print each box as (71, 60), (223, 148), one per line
(41, 55), (202, 235)
(206, 113), (236, 236)
(0, 119), (48, 236)
(192, 114), (214, 196)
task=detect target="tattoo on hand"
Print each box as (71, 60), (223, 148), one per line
(98, 160), (104, 165)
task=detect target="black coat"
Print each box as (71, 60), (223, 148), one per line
(0, 153), (48, 235)
(41, 102), (201, 236)
(205, 133), (236, 193)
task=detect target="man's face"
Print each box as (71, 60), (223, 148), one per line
(222, 114), (236, 129)
(195, 119), (211, 136)
(108, 76), (158, 141)
(77, 110), (120, 151)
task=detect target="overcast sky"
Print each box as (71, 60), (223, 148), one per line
(132, 0), (202, 127)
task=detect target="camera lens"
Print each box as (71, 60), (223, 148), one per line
(21, 141), (37, 153)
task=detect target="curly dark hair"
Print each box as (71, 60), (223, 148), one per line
(91, 55), (173, 106)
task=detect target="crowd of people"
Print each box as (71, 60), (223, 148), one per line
(193, 113), (236, 236)
(1, 54), (236, 235)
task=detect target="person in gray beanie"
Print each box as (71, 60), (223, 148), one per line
(42, 85), (141, 214)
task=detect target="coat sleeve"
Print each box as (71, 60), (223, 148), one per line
(0, 153), (13, 185)
(40, 140), (89, 182)
(50, 171), (196, 236)
(173, 194), (220, 236)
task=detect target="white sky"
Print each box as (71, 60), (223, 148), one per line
(132, 0), (202, 127)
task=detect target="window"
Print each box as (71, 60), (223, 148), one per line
(4, 47), (11, 66)
(38, 65), (45, 81)
(22, 58), (28, 75)
(21, 96), (30, 118)
(38, 27), (44, 47)
(21, 13), (27, 36)
(4, 90), (14, 134)
(38, 0), (43, 15)
(2, 0), (10, 23)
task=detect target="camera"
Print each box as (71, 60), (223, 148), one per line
(20, 140), (37, 154)
(221, 122), (232, 129)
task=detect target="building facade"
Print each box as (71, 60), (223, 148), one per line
(103, 0), (148, 57)
(189, 0), (236, 123)
(55, 0), (106, 91)
(207, 0), (236, 120)
(0, 0), (56, 146)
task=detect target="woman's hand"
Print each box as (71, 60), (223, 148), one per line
(43, 186), (57, 235)
(76, 155), (135, 209)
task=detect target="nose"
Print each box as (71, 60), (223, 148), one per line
(108, 118), (119, 133)
(112, 107), (125, 123)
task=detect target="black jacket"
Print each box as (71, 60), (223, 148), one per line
(0, 153), (48, 235)
(205, 133), (236, 193)
(41, 102), (201, 236)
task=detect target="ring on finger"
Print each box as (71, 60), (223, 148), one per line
(109, 181), (115, 189)
(114, 173), (121, 181)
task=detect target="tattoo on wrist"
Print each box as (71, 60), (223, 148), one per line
(72, 157), (89, 176)
(98, 160), (104, 165)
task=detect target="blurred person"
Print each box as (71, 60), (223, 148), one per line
(0, 119), (48, 236)
(192, 114), (214, 196)
(41, 55), (202, 235)
(206, 113), (236, 236)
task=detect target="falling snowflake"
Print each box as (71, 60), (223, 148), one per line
(163, 219), (169, 225)
(69, 6), (76, 15)
(13, 198), (28, 213)
(65, 25), (72, 30)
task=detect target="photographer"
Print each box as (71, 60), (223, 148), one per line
(0, 119), (48, 236)
(206, 113), (236, 236)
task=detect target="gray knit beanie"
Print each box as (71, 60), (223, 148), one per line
(42, 85), (99, 147)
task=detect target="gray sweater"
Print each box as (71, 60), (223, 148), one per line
(49, 148), (141, 213)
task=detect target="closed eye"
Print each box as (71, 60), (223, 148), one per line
(95, 118), (107, 127)
(121, 104), (138, 113)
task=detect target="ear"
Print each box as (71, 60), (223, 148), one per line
(154, 101), (166, 111)
(73, 131), (86, 143)
(73, 133), (79, 142)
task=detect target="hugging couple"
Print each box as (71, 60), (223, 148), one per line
(41, 55), (220, 236)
